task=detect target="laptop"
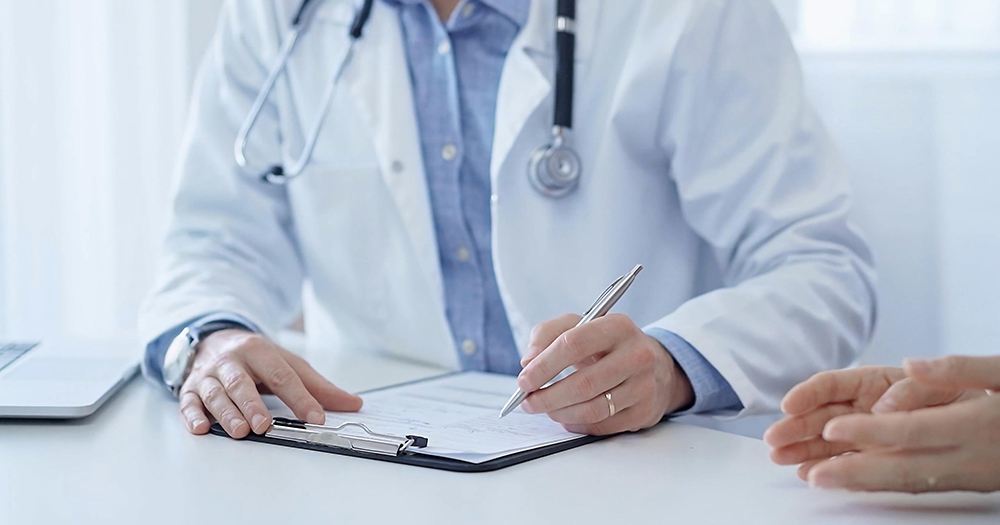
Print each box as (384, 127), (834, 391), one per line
(0, 340), (138, 418)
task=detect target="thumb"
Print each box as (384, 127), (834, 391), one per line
(904, 355), (1000, 392)
(870, 377), (964, 414)
(283, 352), (363, 412)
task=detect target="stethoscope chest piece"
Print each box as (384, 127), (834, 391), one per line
(529, 136), (582, 198)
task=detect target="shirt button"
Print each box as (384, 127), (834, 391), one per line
(441, 143), (457, 161)
(437, 39), (451, 56)
(456, 246), (470, 262)
(462, 3), (475, 17)
(461, 339), (477, 356)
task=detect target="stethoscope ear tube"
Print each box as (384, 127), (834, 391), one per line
(554, 0), (576, 130)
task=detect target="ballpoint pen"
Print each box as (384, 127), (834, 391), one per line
(499, 264), (643, 418)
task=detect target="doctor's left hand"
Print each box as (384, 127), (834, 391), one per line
(517, 314), (694, 435)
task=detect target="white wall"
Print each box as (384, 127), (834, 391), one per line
(802, 55), (1000, 364)
(0, 0), (221, 341)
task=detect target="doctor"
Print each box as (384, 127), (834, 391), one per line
(140, 0), (877, 439)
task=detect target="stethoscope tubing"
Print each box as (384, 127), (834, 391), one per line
(235, 0), (578, 194)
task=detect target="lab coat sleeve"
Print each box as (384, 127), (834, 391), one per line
(138, 1), (304, 346)
(647, 0), (878, 417)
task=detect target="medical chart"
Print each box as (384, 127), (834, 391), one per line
(267, 372), (584, 464)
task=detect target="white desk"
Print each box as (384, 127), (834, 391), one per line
(2, 349), (1000, 525)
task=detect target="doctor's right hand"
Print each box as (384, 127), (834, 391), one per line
(178, 330), (362, 438)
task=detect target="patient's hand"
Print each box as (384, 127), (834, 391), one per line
(809, 356), (997, 493)
(764, 366), (965, 480)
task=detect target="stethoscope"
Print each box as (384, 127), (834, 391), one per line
(235, 0), (582, 198)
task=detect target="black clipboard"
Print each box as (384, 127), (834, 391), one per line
(207, 373), (607, 472)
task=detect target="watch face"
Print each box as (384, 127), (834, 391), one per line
(163, 330), (195, 388)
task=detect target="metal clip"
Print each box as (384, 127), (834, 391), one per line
(266, 417), (428, 457)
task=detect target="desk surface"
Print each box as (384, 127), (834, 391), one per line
(2, 349), (1000, 525)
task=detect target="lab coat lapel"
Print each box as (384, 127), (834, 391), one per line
(340, 2), (445, 305)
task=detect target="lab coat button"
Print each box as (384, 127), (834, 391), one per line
(442, 144), (457, 161)
(391, 160), (404, 173)
(461, 339), (477, 355)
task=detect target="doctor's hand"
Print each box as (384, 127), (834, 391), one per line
(517, 314), (694, 435)
(178, 330), (362, 438)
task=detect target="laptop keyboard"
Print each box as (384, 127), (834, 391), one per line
(0, 342), (39, 372)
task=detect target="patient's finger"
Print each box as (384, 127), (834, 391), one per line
(905, 356), (1000, 392)
(823, 401), (985, 448)
(870, 377), (966, 414)
(781, 367), (905, 416)
(765, 403), (856, 448)
(770, 437), (857, 466)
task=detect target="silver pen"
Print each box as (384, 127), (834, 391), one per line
(499, 264), (643, 418)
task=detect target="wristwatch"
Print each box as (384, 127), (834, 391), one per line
(162, 321), (247, 396)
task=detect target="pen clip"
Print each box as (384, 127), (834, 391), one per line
(581, 276), (624, 318)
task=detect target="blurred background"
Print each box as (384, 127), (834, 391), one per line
(1, 0), (999, 369)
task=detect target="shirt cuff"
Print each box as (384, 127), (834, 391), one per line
(645, 327), (743, 415)
(141, 311), (260, 387)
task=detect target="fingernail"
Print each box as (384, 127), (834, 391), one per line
(306, 411), (324, 425)
(191, 418), (206, 430)
(871, 397), (897, 413)
(822, 422), (845, 441)
(521, 399), (535, 414)
(229, 418), (247, 434)
(809, 471), (836, 489)
(905, 358), (931, 374)
(251, 414), (267, 432)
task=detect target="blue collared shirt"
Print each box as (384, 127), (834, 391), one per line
(144, 0), (741, 414)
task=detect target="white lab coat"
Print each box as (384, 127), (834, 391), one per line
(139, 0), (877, 417)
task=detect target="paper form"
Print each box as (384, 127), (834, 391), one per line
(267, 372), (585, 464)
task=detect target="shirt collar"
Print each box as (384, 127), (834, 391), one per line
(382, 0), (530, 29)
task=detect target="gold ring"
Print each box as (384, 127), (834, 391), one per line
(605, 391), (616, 418)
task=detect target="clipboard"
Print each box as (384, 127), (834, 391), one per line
(208, 373), (607, 472)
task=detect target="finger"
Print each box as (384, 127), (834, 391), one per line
(543, 380), (637, 425)
(764, 403), (857, 449)
(242, 348), (324, 424)
(823, 400), (987, 448)
(519, 314), (634, 393)
(769, 437), (858, 466)
(905, 356), (1000, 391)
(282, 350), (362, 412)
(198, 377), (250, 438)
(870, 377), (964, 414)
(781, 367), (904, 416)
(797, 459), (827, 482)
(562, 406), (650, 436)
(521, 314), (582, 367)
(808, 449), (964, 493)
(178, 390), (211, 435)
(521, 345), (634, 415)
(214, 361), (272, 434)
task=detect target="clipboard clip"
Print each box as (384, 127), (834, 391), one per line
(266, 417), (428, 457)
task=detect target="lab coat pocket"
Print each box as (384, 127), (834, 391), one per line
(287, 164), (390, 336)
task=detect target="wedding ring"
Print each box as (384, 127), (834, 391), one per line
(605, 391), (616, 418)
